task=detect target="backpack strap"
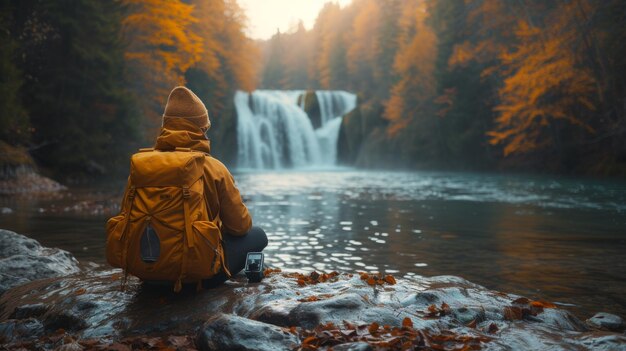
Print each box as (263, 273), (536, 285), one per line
(175, 147), (192, 152)
(175, 185), (194, 292)
(138, 148), (154, 152)
(120, 186), (136, 291)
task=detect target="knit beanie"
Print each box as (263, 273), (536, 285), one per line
(162, 86), (211, 130)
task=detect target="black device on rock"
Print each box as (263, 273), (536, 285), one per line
(244, 252), (264, 283)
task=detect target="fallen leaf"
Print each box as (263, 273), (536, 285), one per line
(402, 317), (413, 328)
(384, 275), (396, 285)
(368, 322), (380, 334)
(298, 295), (320, 302)
(530, 300), (556, 309)
(488, 323), (499, 334)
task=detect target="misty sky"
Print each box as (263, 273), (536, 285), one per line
(238, 0), (353, 40)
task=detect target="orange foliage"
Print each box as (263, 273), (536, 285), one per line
(122, 0), (203, 135)
(122, 0), (258, 136)
(488, 14), (598, 156)
(384, 0), (437, 136)
(189, 0), (259, 112)
(346, 0), (380, 89)
(293, 320), (491, 350)
(288, 271), (340, 286)
(359, 272), (397, 286)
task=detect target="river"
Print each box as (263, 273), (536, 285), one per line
(1, 169), (625, 320)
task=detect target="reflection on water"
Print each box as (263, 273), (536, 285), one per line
(1, 170), (625, 318)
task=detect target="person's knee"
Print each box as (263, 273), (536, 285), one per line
(250, 226), (268, 250)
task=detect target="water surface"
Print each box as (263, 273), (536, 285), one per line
(1, 170), (625, 319)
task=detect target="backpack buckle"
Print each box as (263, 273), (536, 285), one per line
(182, 186), (190, 198)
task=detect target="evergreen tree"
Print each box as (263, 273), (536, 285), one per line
(14, 0), (137, 177)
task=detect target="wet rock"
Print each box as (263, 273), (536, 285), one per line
(587, 312), (625, 331)
(10, 303), (49, 320)
(196, 313), (298, 351)
(0, 230), (80, 294)
(401, 291), (440, 306)
(43, 310), (88, 332)
(452, 306), (486, 325)
(0, 318), (45, 343)
(0, 230), (624, 350)
(288, 293), (366, 329)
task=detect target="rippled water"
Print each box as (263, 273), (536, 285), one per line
(1, 170), (625, 319)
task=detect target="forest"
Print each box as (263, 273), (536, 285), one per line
(261, 0), (626, 175)
(1, 0), (626, 179)
(0, 0), (257, 180)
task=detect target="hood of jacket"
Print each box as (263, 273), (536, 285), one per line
(154, 116), (211, 154)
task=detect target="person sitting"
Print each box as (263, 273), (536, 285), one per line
(106, 86), (267, 290)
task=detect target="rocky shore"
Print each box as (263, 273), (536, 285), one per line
(0, 229), (624, 350)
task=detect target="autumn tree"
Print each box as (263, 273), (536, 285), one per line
(488, 15), (598, 157)
(186, 0), (259, 115)
(385, 0), (437, 136)
(122, 0), (203, 137)
(346, 0), (380, 96)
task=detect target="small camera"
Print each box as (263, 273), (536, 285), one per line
(244, 252), (264, 283)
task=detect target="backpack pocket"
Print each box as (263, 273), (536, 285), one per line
(105, 214), (126, 268)
(188, 220), (224, 279)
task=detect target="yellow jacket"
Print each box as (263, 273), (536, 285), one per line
(151, 116), (252, 235)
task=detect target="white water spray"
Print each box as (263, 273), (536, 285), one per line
(235, 90), (357, 169)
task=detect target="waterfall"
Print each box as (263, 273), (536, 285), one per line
(235, 90), (357, 169)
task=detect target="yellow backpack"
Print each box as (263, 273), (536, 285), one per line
(105, 147), (229, 292)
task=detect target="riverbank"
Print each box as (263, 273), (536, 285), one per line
(0, 142), (66, 195)
(0, 229), (625, 350)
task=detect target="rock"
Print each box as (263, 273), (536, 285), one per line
(0, 318), (45, 343)
(0, 230), (624, 350)
(196, 313), (298, 351)
(288, 293), (367, 329)
(10, 303), (49, 320)
(0, 230), (80, 294)
(587, 312), (625, 331)
(452, 306), (486, 325)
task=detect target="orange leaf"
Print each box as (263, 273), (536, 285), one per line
(302, 336), (316, 345)
(402, 317), (413, 328)
(384, 275), (396, 285)
(368, 322), (379, 334)
(488, 323), (499, 334)
(366, 277), (376, 286)
(530, 300), (556, 308)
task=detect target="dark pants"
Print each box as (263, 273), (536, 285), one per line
(202, 226), (268, 288)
